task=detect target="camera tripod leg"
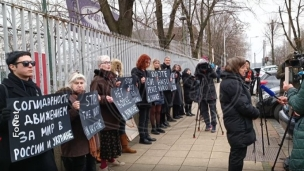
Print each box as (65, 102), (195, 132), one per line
(193, 105), (201, 138)
(253, 141), (257, 163)
(272, 110), (293, 171)
(215, 110), (224, 135)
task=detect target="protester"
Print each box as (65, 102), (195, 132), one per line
(131, 54), (156, 144)
(216, 66), (221, 83)
(111, 59), (137, 153)
(149, 59), (165, 135)
(194, 56), (217, 132)
(220, 56), (259, 171)
(58, 72), (99, 171)
(160, 57), (176, 126)
(172, 64), (184, 119)
(182, 68), (196, 116)
(91, 55), (125, 171)
(277, 81), (304, 170)
(0, 51), (58, 171)
(244, 60), (255, 94)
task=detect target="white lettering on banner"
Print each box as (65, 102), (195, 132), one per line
(116, 96), (132, 108)
(82, 110), (92, 120)
(150, 71), (158, 77)
(52, 130), (73, 146)
(24, 106), (68, 126)
(13, 94), (68, 111)
(147, 86), (158, 93)
(12, 111), (20, 138)
(41, 124), (55, 137)
(92, 106), (99, 117)
(146, 78), (155, 86)
(124, 105), (138, 116)
(124, 78), (132, 84)
(148, 94), (160, 102)
(88, 120), (103, 134)
(157, 71), (168, 77)
(86, 94), (97, 106)
(18, 130), (35, 143)
(13, 142), (44, 161)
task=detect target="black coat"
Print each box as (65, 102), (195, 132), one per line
(172, 71), (183, 105)
(182, 71), (196, 104)
(220, 71), (260, 148)
(0, 78), (58, 171)
(194, 63), (217, 101)
(131, 67), (151, 106)
(160, 63), (173, 107)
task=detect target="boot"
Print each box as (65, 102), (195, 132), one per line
(120, 134), (137, 153)
(151, 125), (160, 135)
(189, 104), (195, 116)
(156, 124), (165, 133)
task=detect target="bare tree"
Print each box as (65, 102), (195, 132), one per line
(98, 0), (135, 37)
(279, 0), (303, 53)
(264, 18), (281, 64)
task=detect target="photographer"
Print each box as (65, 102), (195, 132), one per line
(278, 80), (304, 170)
(194, 57), (217, 133)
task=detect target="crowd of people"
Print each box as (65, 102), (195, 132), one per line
(4, 51), (301, 171)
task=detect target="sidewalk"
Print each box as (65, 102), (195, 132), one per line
(109, 84), (290, 171)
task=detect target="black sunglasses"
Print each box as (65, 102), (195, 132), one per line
(14, 61), (36, 67)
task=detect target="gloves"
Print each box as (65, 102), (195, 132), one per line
(0, 108), (11, 122)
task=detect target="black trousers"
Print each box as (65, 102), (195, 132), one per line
(62, 153), (96, 171)
(200, 99), (217, 127)
(228, 147), (247, 171)
(119, 119), (126, 135)
(138, 106), (151, 139)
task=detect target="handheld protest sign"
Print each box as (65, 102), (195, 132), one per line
(170, 73), (177, 91)
(111, 87), (139, 121)
(77, 91), (105, 140)
(145, 76), (161, 103)
(147, 70), (170, 91)
(119, 76), (142, 103)
(7, 93), (74, 162)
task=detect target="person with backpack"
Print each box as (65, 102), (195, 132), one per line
(0, 51), (58, 171)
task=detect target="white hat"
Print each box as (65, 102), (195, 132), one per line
(198, 58), (208, 64)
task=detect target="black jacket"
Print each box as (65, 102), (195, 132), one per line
(172, 71), (183, 105)
(0, 76), (58, 171)
(131, 67), (151, 106)
(194, 63), (217, 101)
(220, 71), (259, 148)
(182, 71), (196, 104)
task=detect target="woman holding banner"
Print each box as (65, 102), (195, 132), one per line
(131, 54), (156, 144)
(149, 59), (165, 135)
(111, 59), (137, 153)
(58, 72), (99, 171)
(91, 55), (125, 171)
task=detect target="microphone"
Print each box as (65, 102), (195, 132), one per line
(260, 85), (278, 99)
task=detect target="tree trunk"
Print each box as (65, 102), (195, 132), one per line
(98, 0), (135, 37)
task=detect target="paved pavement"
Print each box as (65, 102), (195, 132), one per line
(107, 83), (292, 171)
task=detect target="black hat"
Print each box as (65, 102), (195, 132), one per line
(6, 51), (31, 65)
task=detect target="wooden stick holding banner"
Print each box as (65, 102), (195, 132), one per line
(7, 93), (74, 162)
(77, 91), (105, 140)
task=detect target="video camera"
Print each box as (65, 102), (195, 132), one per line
(289, 51), (304, 67)
(197, 63), (211, 71)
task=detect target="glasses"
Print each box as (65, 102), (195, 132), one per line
(14, 61), (36, 67)
(101, 61), (111, 65)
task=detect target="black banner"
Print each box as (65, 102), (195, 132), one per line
(147, 70), (170, 91)
(171, 73), (177, 91)
(119, 76), (142, 103)
(7, 94), (73, 162)
(145, 75), (161, 103)
(77, 91), (105, 140)
(111, 87), (139, 121)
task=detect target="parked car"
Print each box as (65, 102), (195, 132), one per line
(253, 70), (280, 95)
(256, 86), (281, 118)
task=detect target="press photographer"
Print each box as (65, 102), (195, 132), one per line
(194, 56), (217, 133)
(277, 51), (304, 171)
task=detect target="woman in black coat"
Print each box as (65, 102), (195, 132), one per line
(220, 56), (260, 171)
(182, 68), (195, 116)
(172, 64), (184, 119)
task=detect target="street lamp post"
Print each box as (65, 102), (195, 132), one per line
(249, 36), (259, 63)
(179, 15), (186, 55)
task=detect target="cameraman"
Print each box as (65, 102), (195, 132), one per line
(276, 53), (301, 96)
(194, 57), (217, 133)
(278, 80), (304, 170)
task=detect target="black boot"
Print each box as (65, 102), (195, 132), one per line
(139, 138), (152, 144)
(146, 134), (156, 141)
(151, 125), (160, 135)
(160, 123), (167, 128)
(156, 124), (165, 133)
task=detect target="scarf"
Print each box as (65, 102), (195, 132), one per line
(89, 133), (100, 158)
(8, 73), (41, 96)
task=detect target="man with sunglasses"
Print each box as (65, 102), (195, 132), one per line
(0, 51), (58, 171)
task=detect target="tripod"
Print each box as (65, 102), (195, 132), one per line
(193, 75), (224, 138)
(272, 106), (293, 171)
(255, 70), (270, 155)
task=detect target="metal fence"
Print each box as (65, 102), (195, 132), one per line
(0, 2), (199, 94)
